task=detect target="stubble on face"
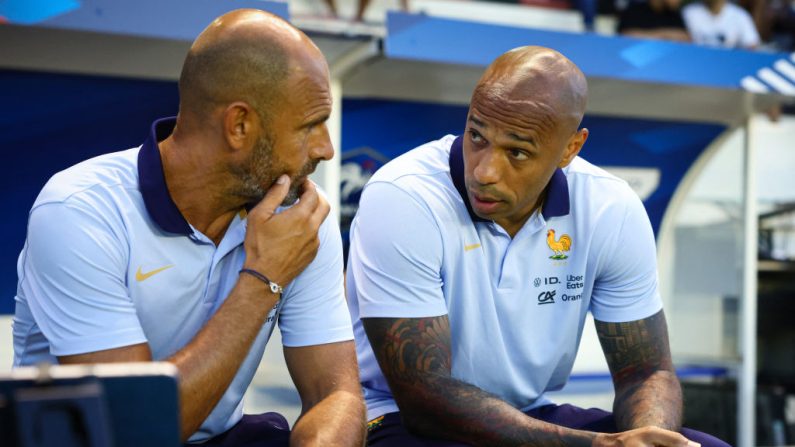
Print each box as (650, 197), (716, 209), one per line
(231, 134), (318, 207)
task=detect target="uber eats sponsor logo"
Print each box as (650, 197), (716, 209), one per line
(566, 275), (584, 289)
(533, 276), (583, 289)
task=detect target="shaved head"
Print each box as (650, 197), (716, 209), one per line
(472, 46), (588, 136)
(463, 46), (589, 237)
(178, 9), (322, 128)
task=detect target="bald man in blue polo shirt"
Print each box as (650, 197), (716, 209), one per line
(346, 47), (728, 446)
(13, 9), (364, 446)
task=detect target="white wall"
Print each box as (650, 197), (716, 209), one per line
(658, 114), (795, 364)
(0, 316), (12, 372)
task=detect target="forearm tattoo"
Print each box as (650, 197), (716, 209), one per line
(596, 310), (682, 431)
(596, 310), (672, 382)
(376, 317), (452, 382)
(364, 316), (594, 447)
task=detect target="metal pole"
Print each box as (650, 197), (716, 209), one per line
(738, 114), (758, 447)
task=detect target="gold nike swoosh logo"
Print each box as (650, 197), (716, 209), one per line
(464, 243), (481, 252)
(135, 264), (174, 281)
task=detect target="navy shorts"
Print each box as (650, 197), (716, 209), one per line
(367, 405), (731, 447)
(191, 412), (291, 447)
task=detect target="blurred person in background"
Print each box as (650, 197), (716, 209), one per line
(740, 0), (795, 50)
(618, 0), (691, 41)
(320, 0), (409, 22)
(576, 0), (599, 31)
(355, 0), (409, 21)
(683, 0), (761, 48)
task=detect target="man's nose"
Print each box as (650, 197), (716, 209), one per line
(472, 149), (500, 185)
(309, 123), (334, 161)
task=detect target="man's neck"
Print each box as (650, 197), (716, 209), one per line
(706, 0), (725, 15)
(495, 195), (546, 239)
(158, 133), (243, 245)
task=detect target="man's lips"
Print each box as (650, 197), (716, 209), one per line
(469, 190), (503, 214)
(470, 190), (501, 203)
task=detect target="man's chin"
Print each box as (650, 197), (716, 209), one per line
(280, 184), (302, 207)
(280, 195), (299, 207)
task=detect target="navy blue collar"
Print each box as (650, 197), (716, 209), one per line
(448, 135), (570, 222)
(137, 117), (192, 235)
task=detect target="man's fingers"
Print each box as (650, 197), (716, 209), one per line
(295, 179), (319, 211)
(673, 432), (698, 447)
(643, 428), (696, 447)
(306, 194), (331, 230)
(256, 175), (291, 215)
(302, 179), (329, 222)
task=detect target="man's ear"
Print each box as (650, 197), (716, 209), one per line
(222, 101), (258, 152)
(559, 128), (588, 168)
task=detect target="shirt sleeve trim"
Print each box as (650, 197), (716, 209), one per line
(359, 303), (449, 319)
(280, 326), (355, 348)
(48, 328), (148, 357)
(590, 300), (663, 323)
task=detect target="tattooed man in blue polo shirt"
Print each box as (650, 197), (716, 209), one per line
(347, 47), (728, 447)
(13, 9), (364, 446)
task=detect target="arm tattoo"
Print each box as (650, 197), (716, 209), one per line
(596, 310), (682, 431)
(596, 310), (672, 382)
(363, 316), (595, 447)
(375, 316), (452, 383)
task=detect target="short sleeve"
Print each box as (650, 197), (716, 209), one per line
(739, 11), (761, 48)
(348, 182), (447, 319)
(681, 5), (698, 37)
(20, 199), (146, 356)
(278, 211), (354, 347)
(589, 190), (663, 323)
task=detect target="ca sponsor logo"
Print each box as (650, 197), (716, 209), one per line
(537, 290), (556, 305)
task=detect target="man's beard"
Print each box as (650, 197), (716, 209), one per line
(232, 135), (318, 207)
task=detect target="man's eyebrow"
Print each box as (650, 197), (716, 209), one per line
(304, 113), (330, 127)
(468, 116), (486, 127)
(508, 132), (535, 145)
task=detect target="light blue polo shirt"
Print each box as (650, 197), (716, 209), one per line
(13, 118), (354, 443)
(347, 135), (663, 421)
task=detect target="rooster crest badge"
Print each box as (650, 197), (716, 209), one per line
(546, 229), (571, 260)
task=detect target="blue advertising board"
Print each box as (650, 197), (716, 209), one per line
(0, 70), (179, 315)
(0, 0), (289, 39)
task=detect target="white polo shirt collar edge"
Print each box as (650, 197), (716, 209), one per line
(137, 116), (193, 236)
